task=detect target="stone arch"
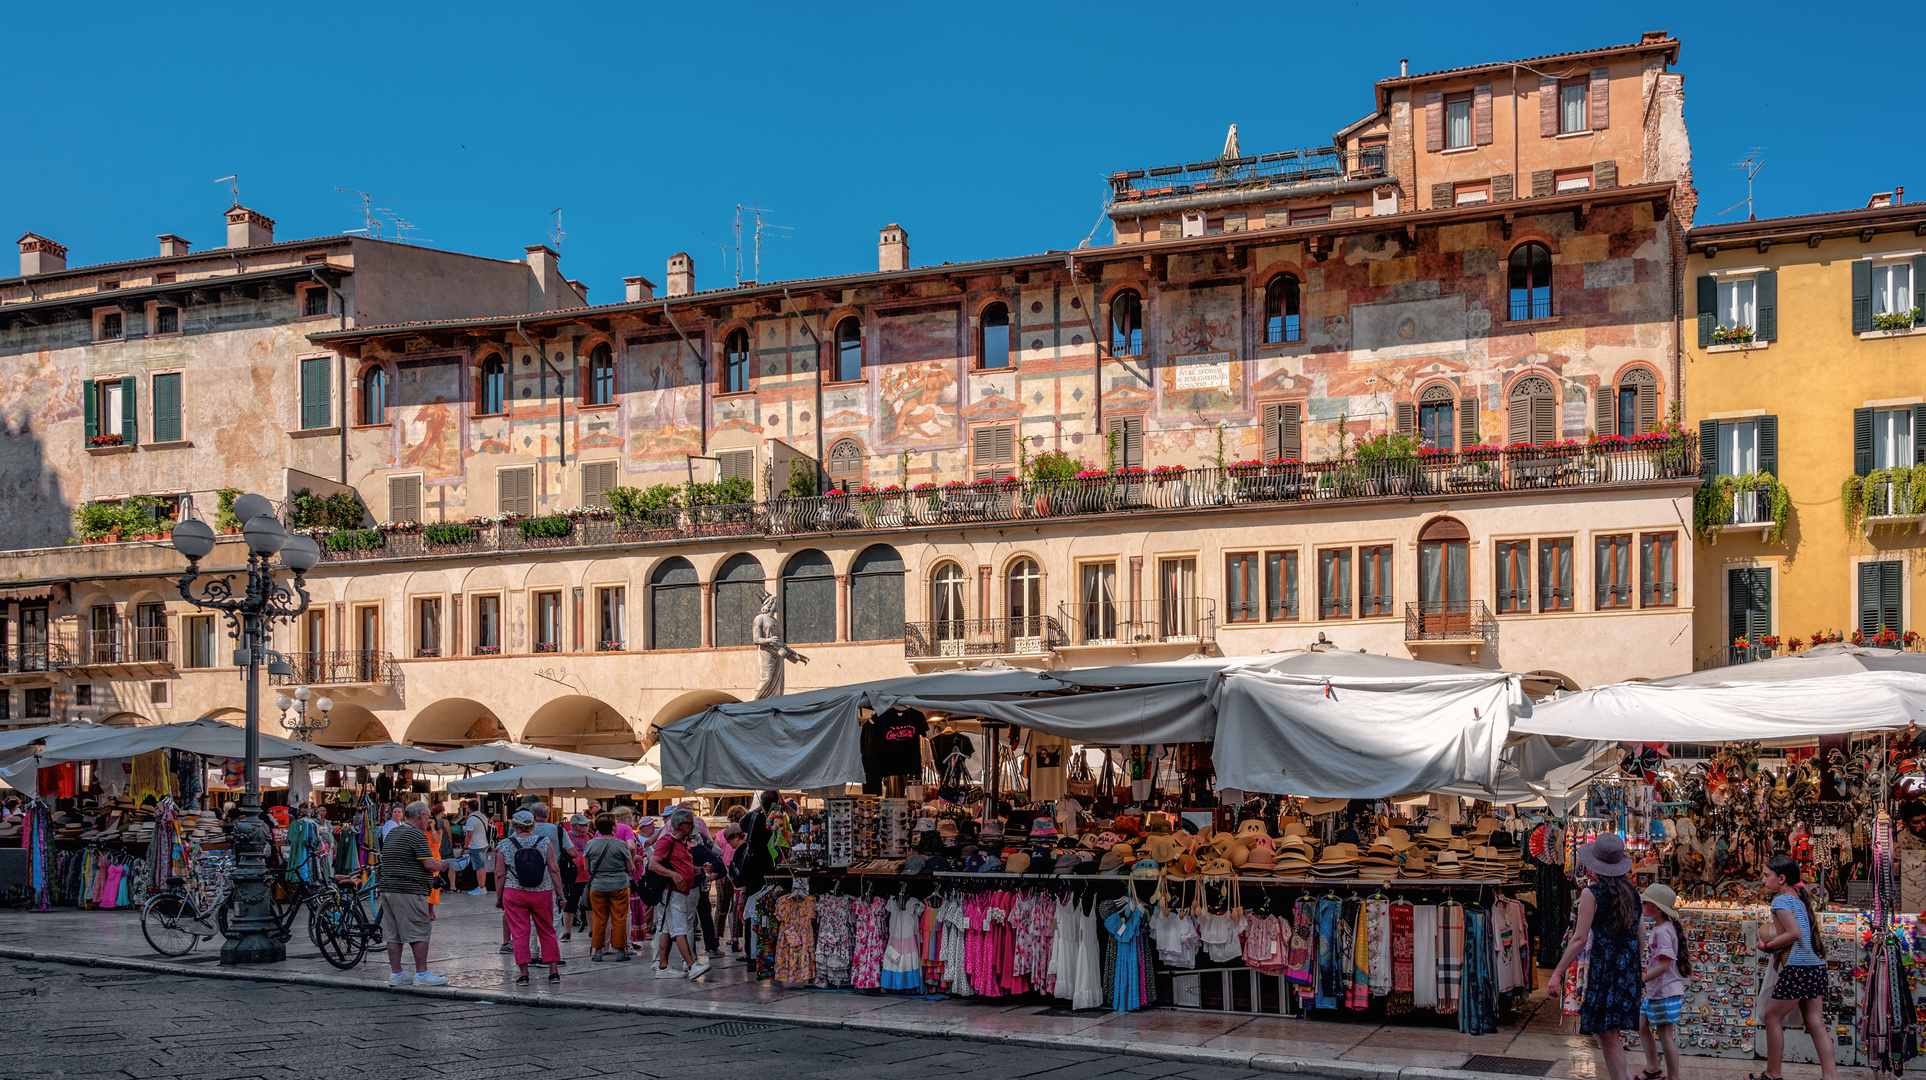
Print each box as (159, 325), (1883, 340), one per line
(779, 549), (836, 645)
(713, 553), (766, 649)
(404, 697), (505, 748)
(100, 710), (154, 727)
(305, 701), (390, 748)
(650, 690), (741, 734)
(520, 694), (641, 762)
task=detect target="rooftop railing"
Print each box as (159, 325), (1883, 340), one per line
(1109, 146), (1388, 203)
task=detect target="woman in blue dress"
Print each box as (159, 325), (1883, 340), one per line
(1547, 833), (1645, 1080)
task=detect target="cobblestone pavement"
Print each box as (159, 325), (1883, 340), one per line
(6, 958), (1290, 1080)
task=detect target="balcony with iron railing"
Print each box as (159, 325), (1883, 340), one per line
(1404, 600), (1498, 648)
(310, 438), (1701, 567)
(1057, 599), (1216, 648)
(1712, 633), (1926, 669)
(1860, 476), (1926, 534)
(1108, 146), (1389, 204)
(1, 641), (68, 678)
(269, 650), (401, 689)
(903, 617), (1064, 662)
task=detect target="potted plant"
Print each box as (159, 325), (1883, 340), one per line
(1873, 306), (1922, 332)
(70, 501), (122, 543)
(1711, 324), (1755, 346)
(87, 433), (125, 448)
(1353, 430), (1422, 495)
(912, 483), (940, 524)
(215, 487), (244, 533)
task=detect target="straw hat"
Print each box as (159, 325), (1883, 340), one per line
(1300, 797), (1349, 816)
(1318, 842), (1361, 863)
(1144, 832), (1183, 865)
(1640, 882), (1681, 922)
(1578, 833), (1634, 877)
(1201, 856), (1236, 877)
(1236, 818), (1270, 839)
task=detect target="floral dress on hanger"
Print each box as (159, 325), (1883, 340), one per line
(773, 891), (817, 984)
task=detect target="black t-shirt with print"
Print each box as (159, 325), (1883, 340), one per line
(863, 708), (928, 787)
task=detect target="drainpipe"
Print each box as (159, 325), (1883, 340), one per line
(517, 318), (565, 482)
(1511, 65), (1520, 205)
(662, 302), (707, 455)
(310, 269), (348, 484)
(1064, 253), (1108, 433)
(782, 286), (824, 473)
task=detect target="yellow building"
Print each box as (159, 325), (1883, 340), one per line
(1686, 196), (1926, 666)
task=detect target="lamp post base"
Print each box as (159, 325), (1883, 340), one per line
(219, 933), (287, 965)
(218, 800), (284, 966)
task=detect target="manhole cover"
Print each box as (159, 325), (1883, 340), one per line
(691, 1021), (782, 1037)
(1034, 1007), (1107, 1017)
(1462, 1056), (1555, 1076)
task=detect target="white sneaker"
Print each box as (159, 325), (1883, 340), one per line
(653, 965), (680, 979)
(686, 962), (712, 980)
(388, 972), (408, 987)
(413, 971), (449, 986)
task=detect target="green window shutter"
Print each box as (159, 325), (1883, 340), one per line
(82, 379), (98, 440)
(153, 373), (182, 443)
(1916, 256), (1926, 318)
(1698, 419), (1720, 480)
(1914, 403), (1926, 465)
(1852, 259), (1873, 333)
(1859, 562), (1883, 635)
(1754, 270), (1777, 341)
(1696, 275), (1717, 347)
(1729, 567), (1771, 642)
(1756, 414), (1778, 478)
(1883, 561), (1904, 633)
(119, 375), (137, 445)
(301, 358), (331, 430)
(1395, 402), (1416, 434)
(1854, 407), (1874, 477)
(1458, 396), (1478, 448)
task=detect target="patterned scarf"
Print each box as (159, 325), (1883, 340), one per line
(1436, 901), (1465, 1014)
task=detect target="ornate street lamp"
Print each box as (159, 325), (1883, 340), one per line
(274, 686), (333, 743)
(171, 493), (321, 965)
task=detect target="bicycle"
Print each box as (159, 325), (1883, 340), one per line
(140, 874), (222, 957)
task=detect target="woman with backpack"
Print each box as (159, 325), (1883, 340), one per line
(494, 810), (562, 985)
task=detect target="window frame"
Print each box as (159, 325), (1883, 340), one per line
(1109, 290), (1144, 356)
(826, 438), (864, 486)
(832, 316), (864, 384)
(972, 423), (1016, 480)
(1006, 557), (1043, 635)
(1077, 561), (1119, 642)
(1453, 182), (1491, 206)
(151, 370), (184, 443)
(1265, 550), (1300, 622)
(1595, 533), (1635, 610)
(473, 593), (503, 655)
(584, 343), (616, 407)
(415, 596), (442, 658)
(1558, 78), (1590, 134)
(478, 353), (508, 416)
(1495, 540), (1532, 614)
(1871, 259), (1916, 318)
(1358, 544), (1395, 617)
(1317, 547), (1354, 620)
(1858, 559), (1905, 636)
(1716, 275), (1758, 332)
(1507, 243), (1554, 322)
(1537, 538), (1575, 612)
(978, 301), (1012, 370)
(1639, 532), (1678, 609)
(152, 304), (181, 336)
(1870, 407), (1916, 471)
(300, 284), (331, 319)
(94, 307), (125, 342)
(358, 364), (389, 427)
(1554, 168), (1594, 193)
(721, 328), (752, 395)
(596, 585), (628, 651)
(1262, 275), (1302, 345)
(931, 561), (968, 637)
(183, 614), (218, 669)
(533, 590), (563, 653)
(1444, 92), (1474, 149)
(1225, 552), (1260, 623)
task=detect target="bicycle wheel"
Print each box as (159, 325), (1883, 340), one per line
(313, 896), (368, 969)
(141, 895), (200, 957)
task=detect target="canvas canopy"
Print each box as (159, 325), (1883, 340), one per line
(1512, 669), (1926, 743)
(445, 761), (651, 798)
(424, 740), (635, 771)
(0, 718), (363, 797)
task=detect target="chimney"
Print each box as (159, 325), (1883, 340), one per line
(156, 234), (192, 257)
(878, 224), (910, 272)
(1400, 58), (1408, 76)
(1640, 30), (1669, 44)
(224, 206), (275, 248)
(567, 279), (589, 303)
(1868, 192), (1897, 209)
(665, 252), (694, 297)
(17, 232), (68, 276)
(624, 275), (657, 302)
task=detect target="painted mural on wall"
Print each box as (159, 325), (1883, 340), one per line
(874, 306), (960, 448)
(1157, 284), (1244, 417)
(624, 337), (702, 471)
(393, 357), (464, 481)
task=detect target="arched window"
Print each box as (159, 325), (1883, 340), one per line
(722, 328), (751, 394)
(360, 366), (387, 425)
(712, 553), (765, 648)
(1263, 274), (1302, 344)
(1507, 374), (1558, 446)
(1418, 517), (1471, 635)
(834, 317), (863, 383)
(649, 557), (700, 650)
(479, 354), (506, 415)
(931, 562), (967, 642)
(586, 343), (614, 405)
(1109, 290), (1143, 356)
(1007, 557), (1042, 637)
(850, 544), (905, 642)
(979, 302), (1011, 370)
(1418, 384), (1456, 449)
(1507, 243), (1553, 321)
(827, 438), (864, 487)
(1600, 367), (1658, 438)
(780, 550), (836, 645)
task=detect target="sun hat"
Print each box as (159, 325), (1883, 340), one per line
(1003, 851), (1032, 875)
(1640, 882), (1681, 921)
(1577, 833), (1634, 877)
(1236, 818), (1270, 838)
(510, 810), (535, 827)
(1030, 816), (1058, 838)
(1299, 797), (1349, 815)
(1200, 856), (1236, 877)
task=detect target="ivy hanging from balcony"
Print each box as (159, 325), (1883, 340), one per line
(1841, 465), (1926, 536)
(1694, 470), (1789, 545)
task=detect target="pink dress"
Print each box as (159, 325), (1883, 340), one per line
(850, 897), (888, 989)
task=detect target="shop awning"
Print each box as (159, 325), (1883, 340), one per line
(421, 740), (635, 771)
(0, 718), (365, 796)
(0, 582), (69, 605)
(1512, 669), (1926, 743)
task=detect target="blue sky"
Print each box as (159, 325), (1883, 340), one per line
(4, 3), (1916, 297)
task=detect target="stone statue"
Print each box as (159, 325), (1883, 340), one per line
(752, 593), (808, 699)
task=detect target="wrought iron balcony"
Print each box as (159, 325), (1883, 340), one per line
(903, 617), (1064, 660)
(1861, 478), (1926, 532)
(63, 627), (173, 675)
(1057, 599), (1216, 647)
(1108, 145), (1388, 204)
(1, 641), (67, 675)
(1404, 600), (1498, 647)
(269, 650), (400, 688)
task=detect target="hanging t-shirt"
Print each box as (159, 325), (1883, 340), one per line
(863, 708), (928, 784)
(1029, 734), (1070, 801)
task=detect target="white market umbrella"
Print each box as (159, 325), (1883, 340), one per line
(332, 743), (463, 774)
(444, 760), (650, 799)
(1513, 669), (1926, 744)
(427, 740), (634, 771)
(1645, 643), (1926, 686)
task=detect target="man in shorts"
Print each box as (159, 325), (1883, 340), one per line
(379, 800), (450, 986)
(649, 807), (710, 980)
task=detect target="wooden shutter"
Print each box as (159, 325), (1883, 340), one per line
(1852, 259), (1873, 333)
(1859, 561), (1904, 635)
(1594, 388), (1616, 439)
(1431, 183), (1454, 211)
(1531, 393), (1556, 444)
(582, 461), (617, 507)
(1696, 276), (1718, 347)
(1424, 91), (1444, 152)
(499, 466), (534, 517)
(1491, 174), (1514, 202)
(1531, 170), (1554, 198)
(301, 358), (331, 429)
(388, 475), (421, 523)
(1395, 402), (1416, 434)
(1538, 75), (1558, 136)
(1473, 84), (1493, 145)
(153, 372), (182, 443)
(1262, 404), (1283, 461)
(1699, 419), (1721, 480)
(1638, 381), (1658, 432)
(1755, 270), (1778, 341)
(1107, 416), (1142, 470)
(718, 449), (754, 482)
(119, 375), (136, 445)
(1729, 568), (1771, 642)
(1588, 67), (1610, 130)
(1276, 403), (1302, 460)
(974, 424), (1015, 479)
(1915, 403), (1926, 465)
(83, 379), (98, 439)
(1507, 400), (1531, 445)
(1593, 160), (1618, 189)
(1854, 407), (1875, 477)
(1458, 397), (1478, 448)
(1756, 414), (1778, 477)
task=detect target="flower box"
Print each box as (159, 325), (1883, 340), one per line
(474, 645), (500, 655)
(534, 643), (559, 653)
(86, 434), (125, 448)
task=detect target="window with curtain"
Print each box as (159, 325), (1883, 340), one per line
(1560, 80), (1588, 133)
(1716, 277), (1757, 332)
(932, 563), (967, 641)
(979, 303), (1011, 369)
(1359, 546), (1394, 616)
(722, 329), (751, 394)
(1159, 557), (1198, 639)
(184, 615), (216, 669)
(1265, 551), (1299, 620)
(1110, 291), (1143, 356)
(597, 587), (626, 650)
(1079, 563), (1117, 642)
(1640, 533), (1677, 607)
(1445, 93), (1472, 148)
(1318, 549), (1353, 619)
(416, 597), (440, 657)
(1508, 244), (1552, 320)
(360, 366), (387, 425)
(1418, 385), (1455, 449)
(1263, 275), (1301, 344)
(586, 344), (615, 405)
(1226, 554), (1259, 622)
(480, 354), (506, 415)
(1496, 541), (1531, 614)
(1418, 520), (1469, 633)
(1595, 535), (1633, 609)
(475, 595), (501, 653)
(534, 592), (561, 652)
(1537, 539), (1574, 612)
(1718, 420), (1759, 477)
(834, 317), (863, 382)
(1872, 408), (1915, 470)
(1872, 262), (1914, 318)
(1007, 558), (1042, 637)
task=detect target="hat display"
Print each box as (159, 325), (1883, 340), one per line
(1299, 797), (1349, 816)
(1431, 850), (1465, 877)
(1282, 821), (1309, 838)
(1003, 851), (1032, 875)
(1419, 820), (1455, 846)
(1144, 831), (1183, 865)
(1236, 818), (1270, 839)
(1029, 816), (1058, 839)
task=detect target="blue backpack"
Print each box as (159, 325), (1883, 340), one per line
(508, 837), (547, 888)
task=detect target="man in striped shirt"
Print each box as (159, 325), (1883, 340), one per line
(380, 800), (450, 986)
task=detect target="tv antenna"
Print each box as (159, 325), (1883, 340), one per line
(714, 204), (793, 285)
(548, 207), (566, 253)
(215, 175), (240, 207)
(336, 187), (399, 239)
(1720, 149), (1767, 221)
(380, 208), (429, 245)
